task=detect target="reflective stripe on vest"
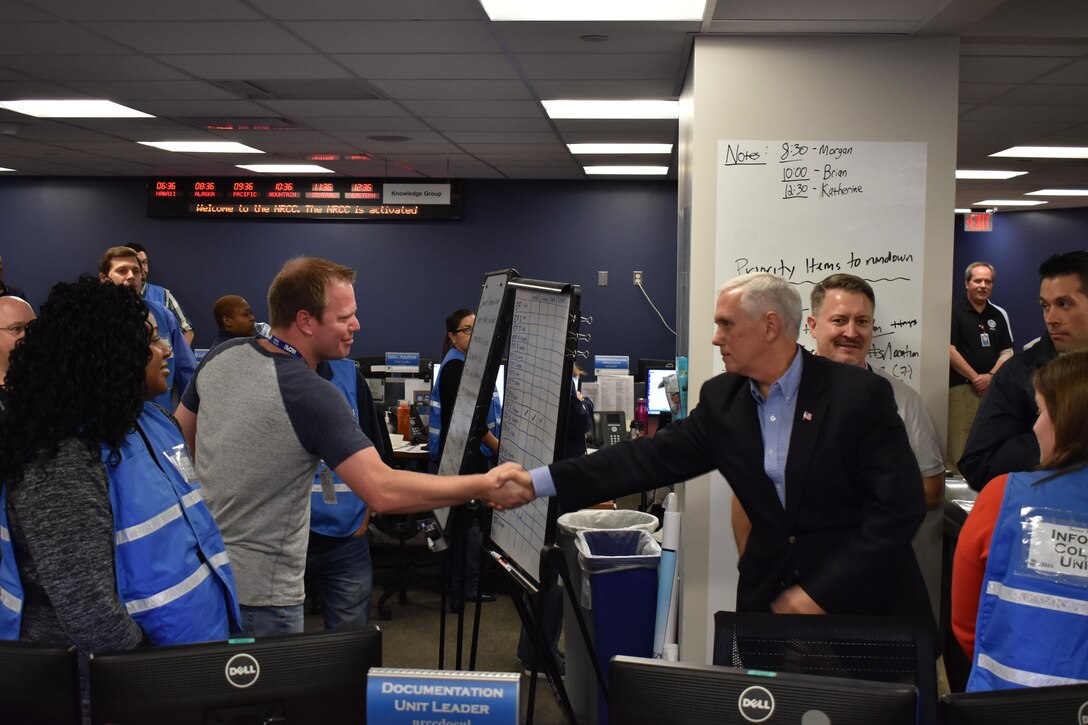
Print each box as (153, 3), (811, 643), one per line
(0, 487), (22, 639)
(309, 359), (368, 537)
(968, 468), (1088, 691)
(106, 402), (241, 645)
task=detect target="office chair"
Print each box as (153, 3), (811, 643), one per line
(713, 611), (939, 725)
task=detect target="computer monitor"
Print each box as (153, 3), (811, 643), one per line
(607, 656), (917, 725)
(0, 640), (80, 723)
(942, 683), (1088, 724)
(646, 368), (674, 415)
(89, 626), (381, 725)
(636, 357), (674, 383)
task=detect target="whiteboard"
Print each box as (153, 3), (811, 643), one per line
(490, 284), (575, 580)
(435, 270), (513, 528)
(715, 140), (927, 391)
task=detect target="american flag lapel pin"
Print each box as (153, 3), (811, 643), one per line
(802, 411), (813, 421)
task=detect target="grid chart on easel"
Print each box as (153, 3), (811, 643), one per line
(492, 288), (571, 576)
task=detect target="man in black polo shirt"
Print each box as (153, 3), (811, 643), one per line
(948, 261), (1013, 476)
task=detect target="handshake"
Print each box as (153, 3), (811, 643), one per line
(482, 462), (537, 510)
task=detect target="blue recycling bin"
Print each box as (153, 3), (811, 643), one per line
(575, 528), (660, 724)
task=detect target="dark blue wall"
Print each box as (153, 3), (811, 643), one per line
(0, 177), (678, 365)
(953, 208), (1088, 349)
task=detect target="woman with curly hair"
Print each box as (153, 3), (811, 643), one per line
(0, 277), (239, 659)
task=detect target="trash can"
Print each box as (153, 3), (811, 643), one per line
(557, 510), (658, 725)
(576, 527), (661, 725)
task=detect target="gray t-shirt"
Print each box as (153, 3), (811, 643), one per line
(181, 338), (372, 606)
(874, 367), (945, 477)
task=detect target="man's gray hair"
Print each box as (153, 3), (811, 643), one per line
(719, 273), (802, 340)
(964, 261), (995, 282)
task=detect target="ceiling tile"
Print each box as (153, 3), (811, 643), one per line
(158, 54), (352, 80)
(284, 21), (500, 54)
(369, 79), (532, 100)
(83, 21), (313, 54)
(0, 22), (128, 54)
(400, 99), (541, 118)
(334, 53), (516, 80)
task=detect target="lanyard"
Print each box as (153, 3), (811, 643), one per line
(267, 333), (304, 361)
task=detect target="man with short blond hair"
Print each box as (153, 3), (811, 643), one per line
(175, 257), (528, 636)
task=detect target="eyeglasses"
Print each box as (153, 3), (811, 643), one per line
(454, 326), (473, 336)
(0, 323), (28, 336)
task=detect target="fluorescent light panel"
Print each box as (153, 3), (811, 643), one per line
(954, 208), (973, 214)
(584, 165), (668, 175)
(236, 164), (333, 173)
(991, 146), (1088, 159)
(139, 141), (264, 153)
(0, 100), (152, 118)
(544, 100), (678, 120)
(1026, 189), (1088, 196)
(480, 0), (705, 21)
(955, 169), (1026, 180)
(974, 199), (1047, 206)
(568, 143), (673, 154)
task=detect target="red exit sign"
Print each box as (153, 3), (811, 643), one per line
(964, 212), (993, 232)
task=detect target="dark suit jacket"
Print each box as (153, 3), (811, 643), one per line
(550, 348), (930, 618)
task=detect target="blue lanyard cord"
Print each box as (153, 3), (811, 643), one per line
(267, 333), (304, 361)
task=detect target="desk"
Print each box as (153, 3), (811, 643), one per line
(391, 441), (429, 473)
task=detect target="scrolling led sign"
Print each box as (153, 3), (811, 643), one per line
(147, 179), (461, 221)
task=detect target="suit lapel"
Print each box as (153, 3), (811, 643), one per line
(783, 351), (830, 523)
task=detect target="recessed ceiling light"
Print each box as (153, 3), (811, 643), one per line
(990, 146), (1088, 159)
(480, 0), (705, 21)
(584, 165), (668, 175)
(974, 199), (1047, 206)
(544, 100), (678, 120)
(236, 164), (333, 174)
(139, 141), (264, 153)
(569, 143), (673, 154)
(0, 100), (153, 118)
(0, 166), (14, 172)
(1025, 189), (1088, 196)
(955, 169), (1027, 180)
(954, 209), (973, 214)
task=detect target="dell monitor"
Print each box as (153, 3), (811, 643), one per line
(608, 656), (917, 724)
(635, 357), (674, 383)
(942, 683), (1088, 725)
(90, 626), (381, 725)
(0, 640), (80, 723)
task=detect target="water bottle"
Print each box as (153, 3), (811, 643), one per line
(635, 397), (649, 431)
(254, 321), (271, 339)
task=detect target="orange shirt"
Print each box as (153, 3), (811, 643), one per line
(950, 474), (1008, 659)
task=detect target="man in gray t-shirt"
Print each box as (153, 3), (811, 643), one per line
(177, 257), (529, 636)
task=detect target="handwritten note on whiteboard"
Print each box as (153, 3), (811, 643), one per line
(491, 287), (572, 577)
(716, 140), (927, 391)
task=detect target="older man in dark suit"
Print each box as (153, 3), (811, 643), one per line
(505, 272), (930, 618)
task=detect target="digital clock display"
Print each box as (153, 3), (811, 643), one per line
(147, 178), (461, 221)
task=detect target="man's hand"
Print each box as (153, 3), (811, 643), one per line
(483, 463), (535, 510)
(770, 584), (826, 615)
(971, 373), (991, 395)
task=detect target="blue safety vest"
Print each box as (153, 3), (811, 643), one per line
(0, 487), (20, 639)
(428, 348), (501, 464)
(144, 297), (178, 409)
(143, 282), (167, 308)
(968, 468), (1088, 691)
(0, 403), (241, 644)
(310, 359), (368, 537)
